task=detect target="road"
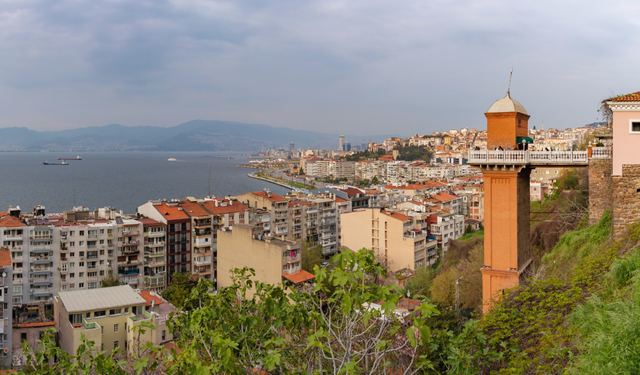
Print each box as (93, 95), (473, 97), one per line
(270, 169), (330, 190)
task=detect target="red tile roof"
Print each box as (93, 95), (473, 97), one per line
(283, 269), (315, 284)
(0, 216), (25, 228)
(340, 187), (365, 198)
(154, 202), (190, 220)
(609, 91), (640, 102)
(138, 290), (164, 306)
(179, 200), (211, 217)
(137, 218), (164, 227)
(432, 192), (458, 202)
(381, 209), (412, 221)
(251, 191), (287, 202)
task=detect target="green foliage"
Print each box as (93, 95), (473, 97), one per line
(100, 272), (123, 287)
(343, 149), (387, 161)
(542, 210), (612, 278)
(458, 229), (484, 242)
(609, 247), (640, 287)
(301, 241), (324, 272)
(405, 265), (435, 298)
(395, 145), (434, 162)
(162, 272), (196, 309)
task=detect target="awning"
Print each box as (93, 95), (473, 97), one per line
(516, 136), (534, 144)
(283, 269), (315, 284)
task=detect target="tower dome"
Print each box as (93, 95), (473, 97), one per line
(487, 92), (527, 115)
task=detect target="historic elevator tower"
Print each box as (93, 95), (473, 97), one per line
(478, 91), (532, 313)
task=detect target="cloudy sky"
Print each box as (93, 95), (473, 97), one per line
(0, 0), (638, 135)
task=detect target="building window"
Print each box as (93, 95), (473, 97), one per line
(124, 307), (129, 314)
(631, 121), (640, 133)
(162, 330), (166, 341)
(114, 324), (119, 333)
(114, 341), (119, 349)
(110, 308), (121, 316)
(79, 283), (84, 288)
(94, 310), (106, 318)
(70, 273), (75, 278)
(79, 231), (85, 236)
(88, 282), (97, 289)
(101, 343), (104, 351)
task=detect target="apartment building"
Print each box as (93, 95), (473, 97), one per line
(341, 208), (437, 273)
(140, 218), (166, 293)
(51, 210), (118, 294)
(54, 285), (171, 356)
(0, 247), (13, 367)
(426, 212), (465, 253)
(27, 214), (55, 303)
(0, 211), (28, 306)
(236, 191), (290, 238)
(138, 201), (191, 283)
(117, 219), (144, 287)
(469, 192), (485, 222)
(200, 197), (251, 282)
(179, 198), (214, 282)
(217, 224), (313, 297)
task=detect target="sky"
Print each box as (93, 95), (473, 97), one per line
(0, 0), (639, 136)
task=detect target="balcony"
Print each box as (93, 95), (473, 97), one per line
(31, 245), (51, 251)
(5, 235), (22, 241)
(468, 150), (591, 166)
(144, 274), (165, 287)
(118, 268), (140, 275)
(194, 238), (211, 247)
(32, 288), (53, 295)
(121, 240), (140, 246)
(146, 260), (165, 268)
(283, 266), (301, 275)
(88, 234), (98, 239)
(144, 241), (165, 247)
(12, 256), (22, 263)
(144, 251), (165, 257)
(193, 257), (210, 266)
(145, 231), (165, 238)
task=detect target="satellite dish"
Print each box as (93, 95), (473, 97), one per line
(1, 273), (5, 278)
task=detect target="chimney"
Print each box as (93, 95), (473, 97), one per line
(230, 200), (233, 206)
(215, 201), (219, 207)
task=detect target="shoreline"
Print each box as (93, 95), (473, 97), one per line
(247, 171), (312, 193)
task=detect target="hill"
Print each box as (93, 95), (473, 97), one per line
(0, 120), (400, 151)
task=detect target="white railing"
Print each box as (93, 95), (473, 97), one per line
(468, 150), (589, 164)
(591, 147), (612, 159)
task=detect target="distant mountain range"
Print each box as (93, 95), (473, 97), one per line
(0, 120), (401, 152)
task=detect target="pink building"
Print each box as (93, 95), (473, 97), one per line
(608, 91), (640, 176)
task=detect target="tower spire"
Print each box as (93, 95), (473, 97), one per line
(507, 68), (513, 97)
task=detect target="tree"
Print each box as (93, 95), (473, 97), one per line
(299, 167), (304, 175)
(371, 176), (380, 185)
(162, 272), (196, 309)
(100, 272), (122, 288)
(405, 265), (435, 298)
(301, 242), (324, 272)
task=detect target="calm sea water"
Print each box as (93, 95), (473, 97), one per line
(0, 152), (289, 214)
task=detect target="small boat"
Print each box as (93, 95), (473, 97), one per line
(57, 155), (82, 160)
(43, 160), (69, 165)
(168, 158), (177, 161)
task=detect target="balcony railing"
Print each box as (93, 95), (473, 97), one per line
(468, 150), (589, 165)
(591, 146), (613, 159)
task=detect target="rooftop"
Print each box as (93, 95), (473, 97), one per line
(608, 91), (640, 103)
(153, 202), (190, 221)
(283, 269), (315, 284)
(58, 285), (147, 313)
(486, 92), (527, 115)
(0, 215), (25, 228)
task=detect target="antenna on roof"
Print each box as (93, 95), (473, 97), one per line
(507, 68), (513, 96)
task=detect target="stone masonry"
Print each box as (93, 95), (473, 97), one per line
(612, 164), (640, 239)
(589, 158), (613, 226)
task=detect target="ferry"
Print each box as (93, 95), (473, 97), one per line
(57, 155), (82, 160)
(168, 158), (177, 161)
(43, 160), (69, 165)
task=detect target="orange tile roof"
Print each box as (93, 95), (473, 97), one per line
(0, 248), (11, 267)
(381, 209), (412, 221)
(609, 91), (640, 102)
(137, 218), (164, 227)
(201, 200), (249, 215)
(283, 269), (315, 284)
(432, 192), (458, 202)
(0, 211), (6, 218)
(335, 197), (348, 203)
(179, 200), (211, 217)
(138, 290), (164, 306)
(13, 321), (56, 328)
(154, 202), (190, 221)
(251, 191), (287, 202)
(0, 215), (25, 227)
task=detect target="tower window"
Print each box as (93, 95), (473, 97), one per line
(630, 121), (640, 133)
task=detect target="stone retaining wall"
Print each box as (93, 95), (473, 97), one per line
(588, 158), (613, 226)
(612, 164), (640, 239)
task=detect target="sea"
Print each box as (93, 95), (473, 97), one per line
(0, 151), (290, 215)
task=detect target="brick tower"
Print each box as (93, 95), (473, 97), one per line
(480, 91), (532, 313)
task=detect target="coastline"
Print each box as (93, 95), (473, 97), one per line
(247, 171), (295, 191)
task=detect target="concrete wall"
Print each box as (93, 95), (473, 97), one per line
(217, 225), (285, 296)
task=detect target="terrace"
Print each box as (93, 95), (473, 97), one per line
(467, 147), (612, 167)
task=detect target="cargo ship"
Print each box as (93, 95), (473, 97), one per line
(43, 160), (69, 165)
(57, 155), (82, 160)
